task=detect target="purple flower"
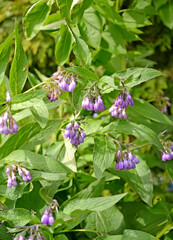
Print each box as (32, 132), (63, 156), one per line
(0, 111), (18, 135)
(63, 121), (86, 146)
(115, 151), (140, 170)
(6, 91), (11, 102)
(48, 214), (55, 225)
(161, 151), (173, 161)
(41, 210), (49, 225)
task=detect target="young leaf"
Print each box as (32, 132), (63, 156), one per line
(24, 0), (52, 39)
(0, 31), (14, 85)
(9, 23), (28, 96)
(93, 135), (116, 179)
(55, 24), (73, 66)
(63, 193), (127, 215)
(159, 2), (173, 30)
(73, 35), (91, 67)
(30, 99), (49, 128)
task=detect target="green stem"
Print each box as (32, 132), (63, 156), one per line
(24, 81), (46, 94)
(116, 0), (119, 12)
(156, 223), (173, 239)
(129, 143), (150, 151)
(57, 229), (101, 236)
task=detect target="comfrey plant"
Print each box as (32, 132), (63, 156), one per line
(6, 164), (32, 188)
(155, 95), (171, 114)
(109, 78), (133, 119)
(160, 132), (173, 161)
(63, 120), (86, 145)
(115, 150), (140, 170)
(0, 91), (18, 135)
(41, 200), (58, 226)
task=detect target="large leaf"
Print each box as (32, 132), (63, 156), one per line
(78, 7), (102, 49)
(3, 150), (72, 173)
(159, 2), (173, 30)
(30, 99), (49, 128)
(127, 99), (173, 126)
(85, 206), (125, 237)
(93, 135), (116, 179)
(101, 120), (163, 150)
(0, 31), (14, 85)
(55, 24), (73, 65)
(63, 193), (127, 215)
(9, 23), (28, 96)
(24, 0), (52, 39)
(108, 158), (153, 206)
(0, 208), (35, 226)
(122, 229), (158, 240)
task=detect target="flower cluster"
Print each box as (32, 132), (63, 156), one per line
(109, 89), (133, 119)
(115, 150), (140, 170)
(43, 70), (78, 102)
(0, 91), (18, 135)
(155, 95), (171, 114)
(82, 92), (105, 112)
(6, 164), (32, 188)
(64, 121), (86, 145)
(0, 110), (18, 135)
(13, 224), (46, 240)
(41, 200), (58, 226)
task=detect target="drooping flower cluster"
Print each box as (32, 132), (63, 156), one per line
(43, 70), (78, 102)
(109, 88), (133, 119)
(0, 110), (18, 135)
(154, 95), (171, 114)
(6, 164), (32, 188)
(0, 91), (18, 135)
(115, 150), (140, 170)
(13, 224), (46, 240)
(41, 200), (58, 226)
(64, 121), (86, 145)
(82, 91), (105, 112)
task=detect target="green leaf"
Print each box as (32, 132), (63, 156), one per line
(55, 235), (69, 240)
(159, 2), (173, 30)
(55, 24), (73, 65)
(59, 138), (77, 172)
(4, 150), (72, 173)
(102, 24), (127, 55)
(123, 10), (152, 29)
(78, 7), (102, 49)
(85, 206), (125, 236)
(0, 225), (13, 239)
(65, 66), (99, 81)
(96, 236), (122, 240)
(0, 208), (34, 226)
(0, 122), (41, 159)
(101, 120), (163, 150)
(122, 229), (158, 240)
(73, 35), (91, 67)
(93, 135), (116, 179)
(93, 0), (124, 26)
(0, 31), (14, 85)
(9, 23), (28, 96)
(30, 99), (49, 128)
(127, 99), (173, 126)
(57, 0), (72, 24)
(63, 193), (127, 215)
(70, 0), (92, 21)
(70, 0), (83, 13)
(114, 67), (163, 89)
(24, 0), (52, 39)
(109, 157), (153, 206)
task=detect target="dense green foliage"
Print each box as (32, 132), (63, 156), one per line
(0, 0), (173, 239)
